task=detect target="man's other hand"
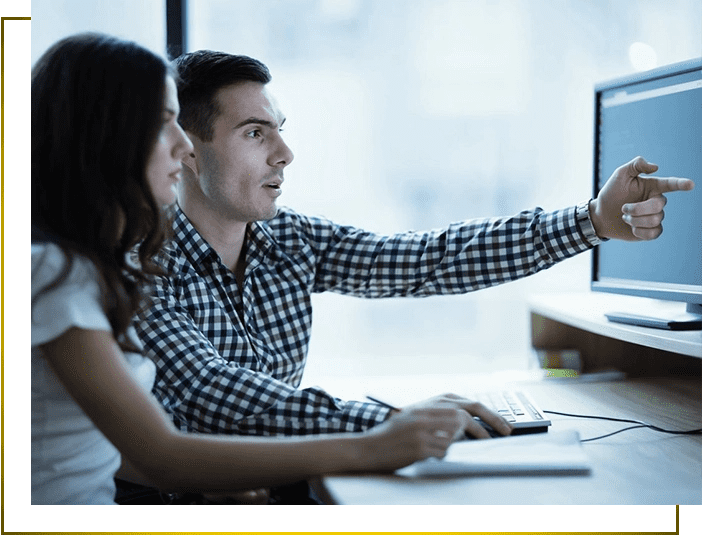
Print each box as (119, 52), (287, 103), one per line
(400, 393), (513, 440)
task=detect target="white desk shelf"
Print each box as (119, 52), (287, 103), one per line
(529, 292), (702, 376)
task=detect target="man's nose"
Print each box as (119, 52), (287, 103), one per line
(270, 136), (294, 168)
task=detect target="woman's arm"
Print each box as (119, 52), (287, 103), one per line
(41, 327), (465, 493)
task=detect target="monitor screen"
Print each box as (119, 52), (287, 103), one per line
(591, 58), (702, 328)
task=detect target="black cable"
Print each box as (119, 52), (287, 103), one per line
(543, 409), (702, 442)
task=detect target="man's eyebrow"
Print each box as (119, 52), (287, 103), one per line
(234, 116), (286, 130)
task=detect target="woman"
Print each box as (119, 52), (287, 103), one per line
(31, 33), (470, 505)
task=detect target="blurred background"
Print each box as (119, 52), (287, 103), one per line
(32, 0), (702, 380)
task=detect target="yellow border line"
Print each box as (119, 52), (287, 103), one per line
(1, 16), (3, 535)
(2, 15), (30, 534)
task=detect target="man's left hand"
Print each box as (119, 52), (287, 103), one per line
(590, 156), (694, 241)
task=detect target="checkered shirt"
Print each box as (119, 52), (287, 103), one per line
(135, 203), (595, 436)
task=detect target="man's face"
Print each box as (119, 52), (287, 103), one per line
(184, 81), (294, 225)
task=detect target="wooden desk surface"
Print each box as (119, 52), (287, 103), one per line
(318, 374), (702, 505)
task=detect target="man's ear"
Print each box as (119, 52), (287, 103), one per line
(182, 132), (199, 176)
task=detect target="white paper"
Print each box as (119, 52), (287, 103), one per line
(397, 430), (591, 477)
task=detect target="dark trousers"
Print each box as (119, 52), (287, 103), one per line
(114, 478), (323, 505)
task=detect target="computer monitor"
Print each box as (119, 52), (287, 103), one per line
(591, 57), (702, 330)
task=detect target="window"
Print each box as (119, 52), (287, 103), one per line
(31, 0), (165, 65)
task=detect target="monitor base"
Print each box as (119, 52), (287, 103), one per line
(605, 303), (702, 331)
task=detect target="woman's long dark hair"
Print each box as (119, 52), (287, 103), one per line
(32, 33), (170, 349)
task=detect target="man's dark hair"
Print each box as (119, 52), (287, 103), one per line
(173, 50), (271, 141)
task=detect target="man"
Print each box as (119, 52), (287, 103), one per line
(135, 50), (694, 440)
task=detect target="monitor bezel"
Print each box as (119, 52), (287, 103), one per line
(590, 57), (702, 308)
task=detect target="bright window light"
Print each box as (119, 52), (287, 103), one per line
(629, 42), (658, 71)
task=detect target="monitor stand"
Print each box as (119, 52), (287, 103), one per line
(605, 303), (702, 331)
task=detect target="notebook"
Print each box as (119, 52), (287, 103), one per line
(396, 430), (591, 477)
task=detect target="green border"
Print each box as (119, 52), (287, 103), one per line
(0, 0), (702, 534)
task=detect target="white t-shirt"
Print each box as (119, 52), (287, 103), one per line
(31, 242), (156, 504)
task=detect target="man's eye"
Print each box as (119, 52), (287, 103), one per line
(247, 130), (262, 138)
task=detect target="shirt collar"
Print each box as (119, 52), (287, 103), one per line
(171, 204), (221, 268)
(170, 204), (286, 271)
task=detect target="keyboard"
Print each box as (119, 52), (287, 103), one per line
(474, 390), (551, 435)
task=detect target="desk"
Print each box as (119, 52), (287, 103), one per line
(319, 293), (701, 504)
(318, 374), (701, 505)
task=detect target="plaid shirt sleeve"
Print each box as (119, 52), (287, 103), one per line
(300, 205), (593, 296)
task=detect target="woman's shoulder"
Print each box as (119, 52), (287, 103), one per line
(32, 241), (65, 269)
(32, 242), (97, 294)
(31, 241), (112, 345)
